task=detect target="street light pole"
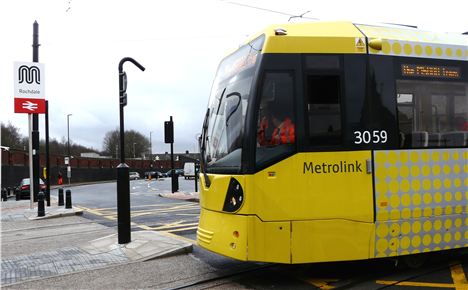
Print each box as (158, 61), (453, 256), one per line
(117, 57), (145, 244)
(133, 142), (136, 158)
(67, 114), (72, 185)
(67, 114), (72, 157)
(149, 131), (152, 160)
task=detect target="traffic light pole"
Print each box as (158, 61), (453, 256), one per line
(117, 57), (145, 244)
(164, 117), (178, 193)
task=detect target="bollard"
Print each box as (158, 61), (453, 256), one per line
(15, 188), (20, 201)
(65, 189), (72, 209)
(1, 188), (7, 201)
(58, 188), (64, 206)
(37, 191), (45, 217)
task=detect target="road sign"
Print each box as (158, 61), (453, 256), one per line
(14, 97), (46, 114)
(14, 61), (45, 99)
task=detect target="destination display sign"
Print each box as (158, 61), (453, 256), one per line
(401, 64), (461, 79)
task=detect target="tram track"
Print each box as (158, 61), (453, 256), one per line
(166, 250), (467, 290)
(166, 264), (274, 290)
(326, 251), (468, 289)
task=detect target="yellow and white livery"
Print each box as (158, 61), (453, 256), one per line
(198, 21), (467, 264)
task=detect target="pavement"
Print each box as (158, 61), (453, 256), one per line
(0, 192), (208, 289)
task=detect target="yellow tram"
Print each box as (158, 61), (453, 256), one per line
(197, 21), (468, 264)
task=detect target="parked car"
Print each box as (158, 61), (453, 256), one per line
(144, 171), (163, 179)
(165, 169), (184, 177)
(15, 178), (46, 199)
(129, 172), (140, 180)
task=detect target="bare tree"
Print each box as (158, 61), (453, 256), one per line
(102, 129), (150, 159)
(1, 122), (24, 150)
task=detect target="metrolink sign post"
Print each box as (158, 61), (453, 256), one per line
(13, 59), (45, 209)
(14, 62), (45, 113)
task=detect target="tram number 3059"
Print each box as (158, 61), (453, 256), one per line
(354, 130), (388, 144)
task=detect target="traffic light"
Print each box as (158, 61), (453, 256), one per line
(164, 120), (174, 143)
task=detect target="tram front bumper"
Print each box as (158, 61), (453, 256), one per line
(197, 208), (291, 263)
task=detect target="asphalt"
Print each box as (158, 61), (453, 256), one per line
(0, 191), (229, 290)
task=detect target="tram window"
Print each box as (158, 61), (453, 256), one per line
(397, 93), (414, 135)
(256, 72), (295, 167)
(396, 80), (468, 148)
(306, 75), (342, 145)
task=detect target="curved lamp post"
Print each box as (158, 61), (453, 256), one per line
(117, 57), (145, 244)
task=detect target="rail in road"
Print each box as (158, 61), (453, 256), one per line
(169, 255), (467, 289)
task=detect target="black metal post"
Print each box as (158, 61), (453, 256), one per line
(194, 163), (198, 193)
(37, 191), (45, 217)
(58, 188), (64, 206)
(65, 189), (72, 209)
(32, 21), (40, 203)
(45, 101), (50, 206)
(67, 114), (72, 185)
(170, 117), (175, 193)
(1, 188), (7, 202)
(117, 57), (145, 244)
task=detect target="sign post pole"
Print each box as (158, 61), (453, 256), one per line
(28, 115), (34, 209)
(13, 22), (46, 208)
(117, 57), (145, 244)
(32, 21), (40, 205)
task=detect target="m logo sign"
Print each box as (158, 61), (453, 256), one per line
(14, 61), (45, 99)
(18, 65), (41, 84)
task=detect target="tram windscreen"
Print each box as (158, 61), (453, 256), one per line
(202, 35), (264, 173)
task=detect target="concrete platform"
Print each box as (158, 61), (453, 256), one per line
(81, 231), (192, 262)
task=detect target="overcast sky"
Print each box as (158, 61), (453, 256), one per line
(1, 0), (467, 154)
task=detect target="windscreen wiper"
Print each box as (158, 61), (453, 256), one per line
(199, 108), (211, 187)
(225, 92), (241, 126)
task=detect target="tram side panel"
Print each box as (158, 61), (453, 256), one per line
(251, 151), (375, 263)
(373, 148), (467, 258)
(198, 150), (376, 264)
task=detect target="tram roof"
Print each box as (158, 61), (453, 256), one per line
(250, 21), (467, 61)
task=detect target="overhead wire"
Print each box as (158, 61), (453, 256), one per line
(223, 1), (318, 21)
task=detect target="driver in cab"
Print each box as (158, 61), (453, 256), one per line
(257, 102), (295, 146)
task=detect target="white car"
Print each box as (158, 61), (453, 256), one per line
(129, 172), (140, 180)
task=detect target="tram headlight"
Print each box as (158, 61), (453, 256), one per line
(222, 178), (244, 212)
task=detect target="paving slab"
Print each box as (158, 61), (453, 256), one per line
(1, 199), (193, 286)
(1, 199), (83, 221)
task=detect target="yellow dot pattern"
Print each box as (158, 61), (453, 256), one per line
(376, 40), (467, 61)
(374, 148), (467, 257)
(355, 24), (468, 61)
